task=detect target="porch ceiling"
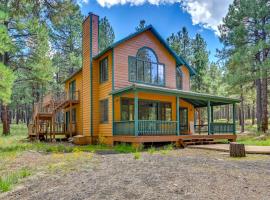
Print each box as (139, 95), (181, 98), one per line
(111, 84), (240, 107)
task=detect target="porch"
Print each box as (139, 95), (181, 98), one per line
(111, 84), (240, 145)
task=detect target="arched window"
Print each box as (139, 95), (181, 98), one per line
(176, 66), (183, 90)
(129, 47), (165, 86)
(136, 47), (158, 63)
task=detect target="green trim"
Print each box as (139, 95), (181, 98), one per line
(134, 91), (138, 136)
(111, 84), (240, 104)
(211, 106), (214, 123)
(233, 103), (236, 134)
(92, 25), (196, 76)
(207, 101), (211, 135)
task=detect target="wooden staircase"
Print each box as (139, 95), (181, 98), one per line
(179, 138), (218, 148)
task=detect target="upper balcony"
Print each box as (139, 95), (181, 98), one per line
(32, 91), (80, 120)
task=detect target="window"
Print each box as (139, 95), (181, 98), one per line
(129, 47), (165, 86)
(71, 108), (76, 123)
(100, 99), (109, 123)
(121, 98), (172, 121)
(99, 57), (108, 83)
(159, 103), (172, 121)
(69, 80), (76, 100)
(121, 99), (134, 121)
(180, 107), (188, 131)
(176, 67), (183, 90)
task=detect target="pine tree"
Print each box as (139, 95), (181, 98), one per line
(99, 17), (115, 52)
(167, 27), (192, 62)
(190, 33), (209, 92)
(219, 0), (270, 132)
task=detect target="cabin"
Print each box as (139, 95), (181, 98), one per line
(29, 12), (239, 147)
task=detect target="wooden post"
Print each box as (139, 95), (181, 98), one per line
(69, 102), (72, 138)
(211, 106), (214, 123)
(176, 96), (180, 136)
(134, 91), (138, 136)
(233, 103), (236, 134)
(230, 142), (246, 157)
(207, 101), (211, 135)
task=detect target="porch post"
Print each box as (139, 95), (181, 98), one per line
(176, 96), (180, 136)
(211, 106), (214, 123)
(207, 101), (211, 135)
(134, 90), (138, 136)
(233, 103), (236, 134)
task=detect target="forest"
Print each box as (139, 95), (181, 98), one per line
(0, 0), (269, 135)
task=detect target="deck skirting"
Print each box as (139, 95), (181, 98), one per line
(113, 134), (237, 143)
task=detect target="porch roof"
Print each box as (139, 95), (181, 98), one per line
(111, 84), (240, 107)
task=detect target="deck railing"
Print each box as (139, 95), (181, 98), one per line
(209, 123), (234, 134)
(138, 120), (177, 136)
(114, 120), (177, 136)
(194, 124), (208, 134)
(113, 121), (135, 135)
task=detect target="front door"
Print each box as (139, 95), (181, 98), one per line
(179, 107), (188, 132)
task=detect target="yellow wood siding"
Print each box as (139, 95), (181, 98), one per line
(92, 50), (113, 137)
(64, 71), (83, 135)
(82, 16), (91, 136)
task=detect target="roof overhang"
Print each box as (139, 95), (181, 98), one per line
(111, 84), (240, 107)
(62, 68), (82, 83)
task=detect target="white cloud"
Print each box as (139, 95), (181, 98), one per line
(77, 0), (89, 6)
(95, 0), (233, 35)
(181, 0), (233, 35)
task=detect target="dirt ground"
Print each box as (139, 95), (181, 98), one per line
(1, 148), (270, 200)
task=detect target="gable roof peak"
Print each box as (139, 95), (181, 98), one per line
(94, 24), (196, 76)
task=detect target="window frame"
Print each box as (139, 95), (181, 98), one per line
(100, 99), (109, 123)
(120, 98), (172, 121)
(71, 108), (76, 123)
(128, 47), (166, 86)
(69, 80), (76, 100)
(176, 66), (183, 90)
(99, 56), (109, 84)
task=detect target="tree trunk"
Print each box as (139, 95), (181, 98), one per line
(240, 88), (245, 133)
(261, 76), (268, 132)
(256, 78), (262, 131)
(230, 142), (246, 157)
(252, 100), (255, 125)
(2, 104), (10, 135)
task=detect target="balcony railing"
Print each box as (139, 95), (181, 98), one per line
(114, 120), (177, 136)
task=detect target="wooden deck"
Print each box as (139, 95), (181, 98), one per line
(113, 134), (237, 147)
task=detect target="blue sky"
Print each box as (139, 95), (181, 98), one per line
(80, 0), (233, 62)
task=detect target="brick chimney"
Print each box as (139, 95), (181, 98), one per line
(82, 12), (99, 137)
